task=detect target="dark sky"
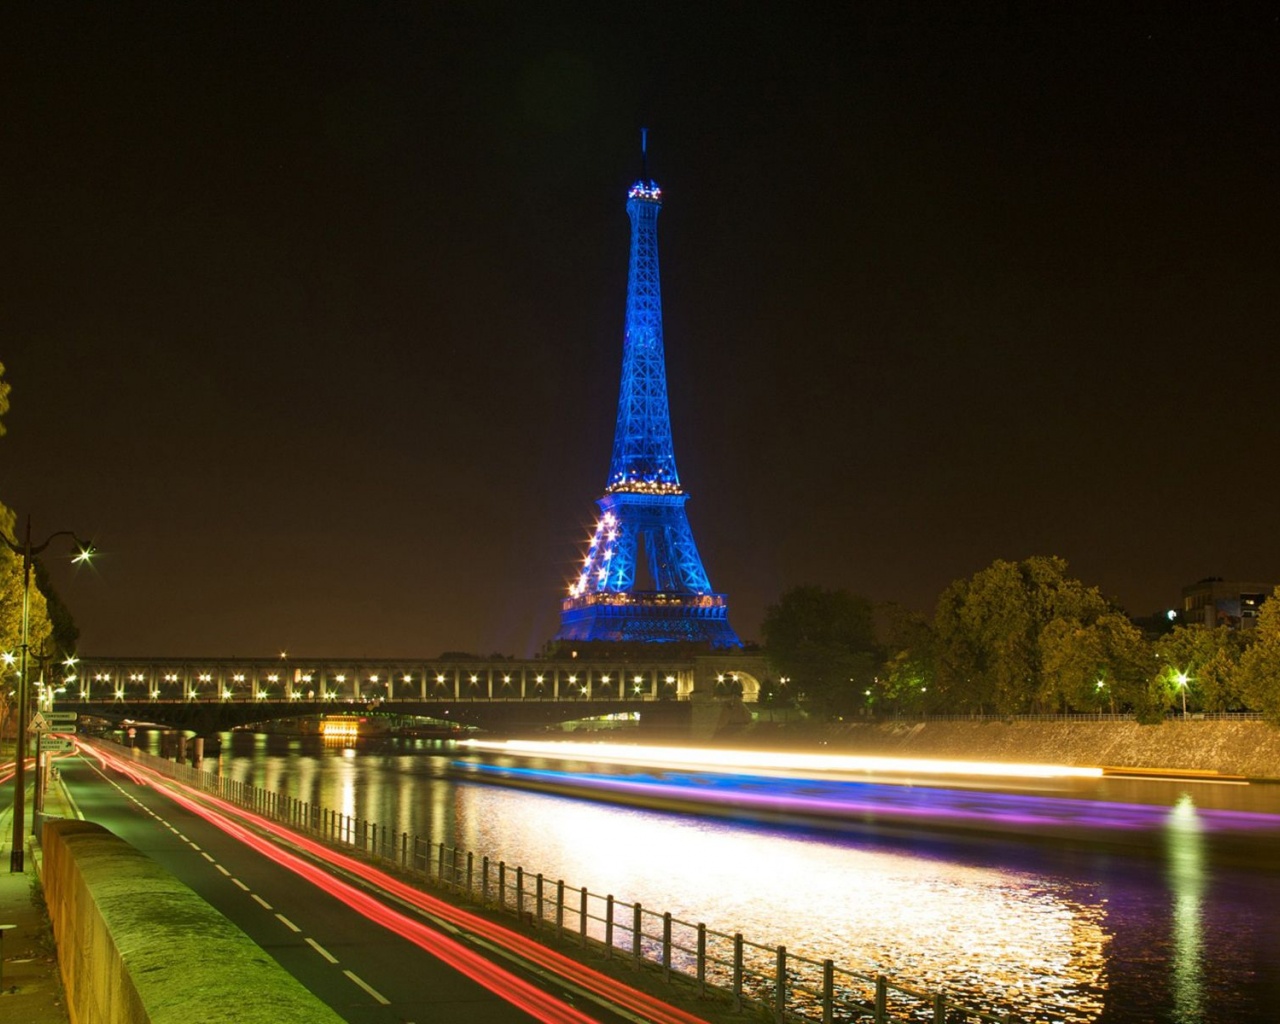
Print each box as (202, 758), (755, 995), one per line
(3, 3), (1278, 658)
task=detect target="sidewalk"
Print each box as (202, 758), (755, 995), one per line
(0, 767), (77, 1023)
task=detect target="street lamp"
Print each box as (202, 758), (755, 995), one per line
(1175, 671), (1189, 718)
(3, 516), (93, 873)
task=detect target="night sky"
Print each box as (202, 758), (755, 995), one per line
(3, 3), (1278, 659)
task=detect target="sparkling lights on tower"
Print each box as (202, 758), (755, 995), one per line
(556, 132), (741, 648)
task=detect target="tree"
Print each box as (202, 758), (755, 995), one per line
(1154, 624), (1248, 713)
(1237, 587), (1280, 723)
(762, 585), (877, 717)
(877, 603), (936, 712)
(933, 556), (1112, 715)
(0, 360), (9, 437)
(1041, 612), (1153, 713)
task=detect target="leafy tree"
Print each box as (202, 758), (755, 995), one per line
(877, 603), (936, 712)
(1154, 624), (1248, 713)
(34, 557), (81, 656)
(1041, 612), (1153, 713)
(762, 585), (877, 717)
(933, 556), (1111, 715)
(1237, 587), (1280, 723)
(0, 363), (62, 725)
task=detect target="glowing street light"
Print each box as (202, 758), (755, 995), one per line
(2, 517), (94, 873)
(1175, 671), (1190, 718)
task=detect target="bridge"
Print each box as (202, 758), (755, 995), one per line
(55, 652), (769, 735)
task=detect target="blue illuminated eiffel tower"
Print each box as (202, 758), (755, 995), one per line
(557, 134), (741, 648)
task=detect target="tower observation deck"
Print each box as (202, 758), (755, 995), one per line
(556, 134), (741, 648)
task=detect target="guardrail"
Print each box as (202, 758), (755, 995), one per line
(103, 739), (1038, 1024)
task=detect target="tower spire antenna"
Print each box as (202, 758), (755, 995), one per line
(640, 126), (649, 179)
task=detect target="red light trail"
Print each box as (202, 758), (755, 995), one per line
(84, 743), (710, 1024)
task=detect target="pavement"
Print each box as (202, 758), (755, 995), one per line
(0, 759), (77, 1024)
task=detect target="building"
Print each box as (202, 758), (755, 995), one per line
(1180, 578), (1273, 629)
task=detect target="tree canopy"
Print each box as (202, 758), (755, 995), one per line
(761, 585), (877, 716)
(932, 556), (1111, 714)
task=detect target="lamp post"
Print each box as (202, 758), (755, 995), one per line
(1175, 671), (1189, 718)
(3, 516), (93, 873)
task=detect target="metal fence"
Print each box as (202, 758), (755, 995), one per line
(104, 739), (1035, 1024)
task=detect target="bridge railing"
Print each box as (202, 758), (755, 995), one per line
(97, 738), (1034, 1024)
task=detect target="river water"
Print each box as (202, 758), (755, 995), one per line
(143, 731), (1280, 1023)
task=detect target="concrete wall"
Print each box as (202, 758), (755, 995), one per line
(812, 718), (1280, 779)
(41, 820), (346, 1024)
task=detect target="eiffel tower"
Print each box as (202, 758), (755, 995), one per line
(556, 133), (742, 648)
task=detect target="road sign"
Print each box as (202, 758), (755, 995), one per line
(28, 711), (48, 733)
(47, 711), (78, 725)
(39, 736), (74, 753)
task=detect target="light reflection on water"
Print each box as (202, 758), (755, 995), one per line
(453, 782), (1107, 1020)
(169, 732), (1280, 1023)
(1165, 794), (1204, 1024)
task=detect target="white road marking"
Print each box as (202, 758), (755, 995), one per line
(306, 937), (339, 963)
(201, 852), (215, 862)
(276, 914), (302, 933)
(215, 864), (231, 876)
(231, 878), (250, 891)
(251, 894), (272, 910)
(343, 970), (391, 1005)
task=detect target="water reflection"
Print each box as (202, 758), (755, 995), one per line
(164, 732), (1280, 1023)
(451, 781), (1107, 1020)
(1165, 793), (1204, 1023)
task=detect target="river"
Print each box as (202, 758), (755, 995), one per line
(138, 730), (1280, 1023)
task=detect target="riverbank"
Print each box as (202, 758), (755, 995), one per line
(747, 717), (1280, 780)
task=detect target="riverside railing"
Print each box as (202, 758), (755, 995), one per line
(92, 738), (1038, 1024)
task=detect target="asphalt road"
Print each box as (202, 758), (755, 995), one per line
(58, 752), (602, 1024)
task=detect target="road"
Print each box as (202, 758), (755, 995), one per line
(56, 747), (702, 1024)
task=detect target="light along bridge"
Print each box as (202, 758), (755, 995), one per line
(55, 653), (767, 735)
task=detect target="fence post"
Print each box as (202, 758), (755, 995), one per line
(451, 847), (460, 890)
(933, 992), (946, 1023)
(467, 851), (475, 895)
(556, 880), (565, 938)
(535, 874), (544, 927)
(401, 831), (408, 866)
(775, 945), (787, 1024)
(662, 912), (672, 981)
(873, 977), (888, 1024)
(632, 904), (643, 969)
(822, 959), (834, 1024)
(516, 866), (525, 917)
(697, 924), (706, 995)
(605, 895), (614, 959)
(483, 856), (491, 901)
(498, 862), (506, 909)
(733, 933), (744, 1012)
(579, 887), (588, 947)
(438, 843), (445, 883)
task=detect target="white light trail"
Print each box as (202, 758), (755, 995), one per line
(457, 739), (1104, 780)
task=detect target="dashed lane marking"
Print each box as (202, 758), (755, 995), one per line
(215, 864), (231, 876)
(276, 914), (302, 933)
(231, 878), (250, 891)
(343, 970), (391, 1005)
(251, 894), (273, 910)
(306, 937), (339, 964)
(201, 852), (215, 862)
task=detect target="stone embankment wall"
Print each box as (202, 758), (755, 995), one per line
(812, 719), (1280, 780)
(41, 820), (346, 1024)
